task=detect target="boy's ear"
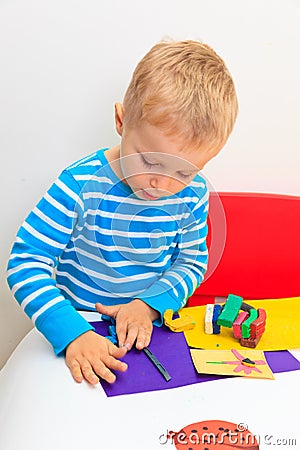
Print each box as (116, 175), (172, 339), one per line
(115, 103), (125, 136)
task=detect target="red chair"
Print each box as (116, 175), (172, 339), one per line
(188, 192), (300, 306)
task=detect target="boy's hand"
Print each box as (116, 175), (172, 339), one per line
(95, 300), (159, 351)
(65, 330), (128, 385)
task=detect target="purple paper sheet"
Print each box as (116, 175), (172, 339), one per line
(90, 321), (300, 397)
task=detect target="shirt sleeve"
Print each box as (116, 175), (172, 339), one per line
(6, 170), (94, 355)
(136, 185), (209, 325)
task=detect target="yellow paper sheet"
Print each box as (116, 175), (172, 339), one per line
(180, 298), (300, 350)
(190, 349), (275, 379)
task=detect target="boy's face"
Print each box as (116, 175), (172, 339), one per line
(115, 104), (218, 200)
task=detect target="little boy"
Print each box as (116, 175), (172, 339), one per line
(7, 40), (238, 385)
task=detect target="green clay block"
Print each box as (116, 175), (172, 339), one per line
(242, 308), (258, 338)
(217, 294), (243, 328)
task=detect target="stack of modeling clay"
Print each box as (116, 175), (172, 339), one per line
(204, 294), (267, 348)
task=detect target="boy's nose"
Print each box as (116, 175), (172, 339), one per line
(149, 175), (172, 194)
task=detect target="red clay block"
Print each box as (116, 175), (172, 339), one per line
(250, 308), (267, 334)
(233, 311), (249, 339)
(240, 335), (262, 348)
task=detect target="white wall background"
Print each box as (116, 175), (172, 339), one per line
(1, 0), (299, 369)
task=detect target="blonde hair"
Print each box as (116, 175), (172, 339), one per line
(123, 40), (238, 152)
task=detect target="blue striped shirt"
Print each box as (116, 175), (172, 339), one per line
(7, 149), (209, 355)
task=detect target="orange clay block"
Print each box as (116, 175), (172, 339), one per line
(233, 311), (249, 339)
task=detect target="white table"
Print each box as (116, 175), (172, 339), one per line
(0, 312), (299, 450)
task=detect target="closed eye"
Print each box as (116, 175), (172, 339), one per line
(141, 155), (159, 169)
(177, 171), (194, 180)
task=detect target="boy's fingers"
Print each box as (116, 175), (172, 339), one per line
(65, 332), (128, 385)
(91, 361), (116, 384)
(76, 348), (127, 385)
(67, 359), (83, 383)
(116, 322), (153, 350)
(80, 362), (100, 385)
(85, 354), (127, 385)
(135, 326), (152, 350)
(115, 322), (130, 349)
(109, 343), (128, 360)
(105, 354), (128, 373)
(122, 322), (139, 350)
(95, 302), (119, 319)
